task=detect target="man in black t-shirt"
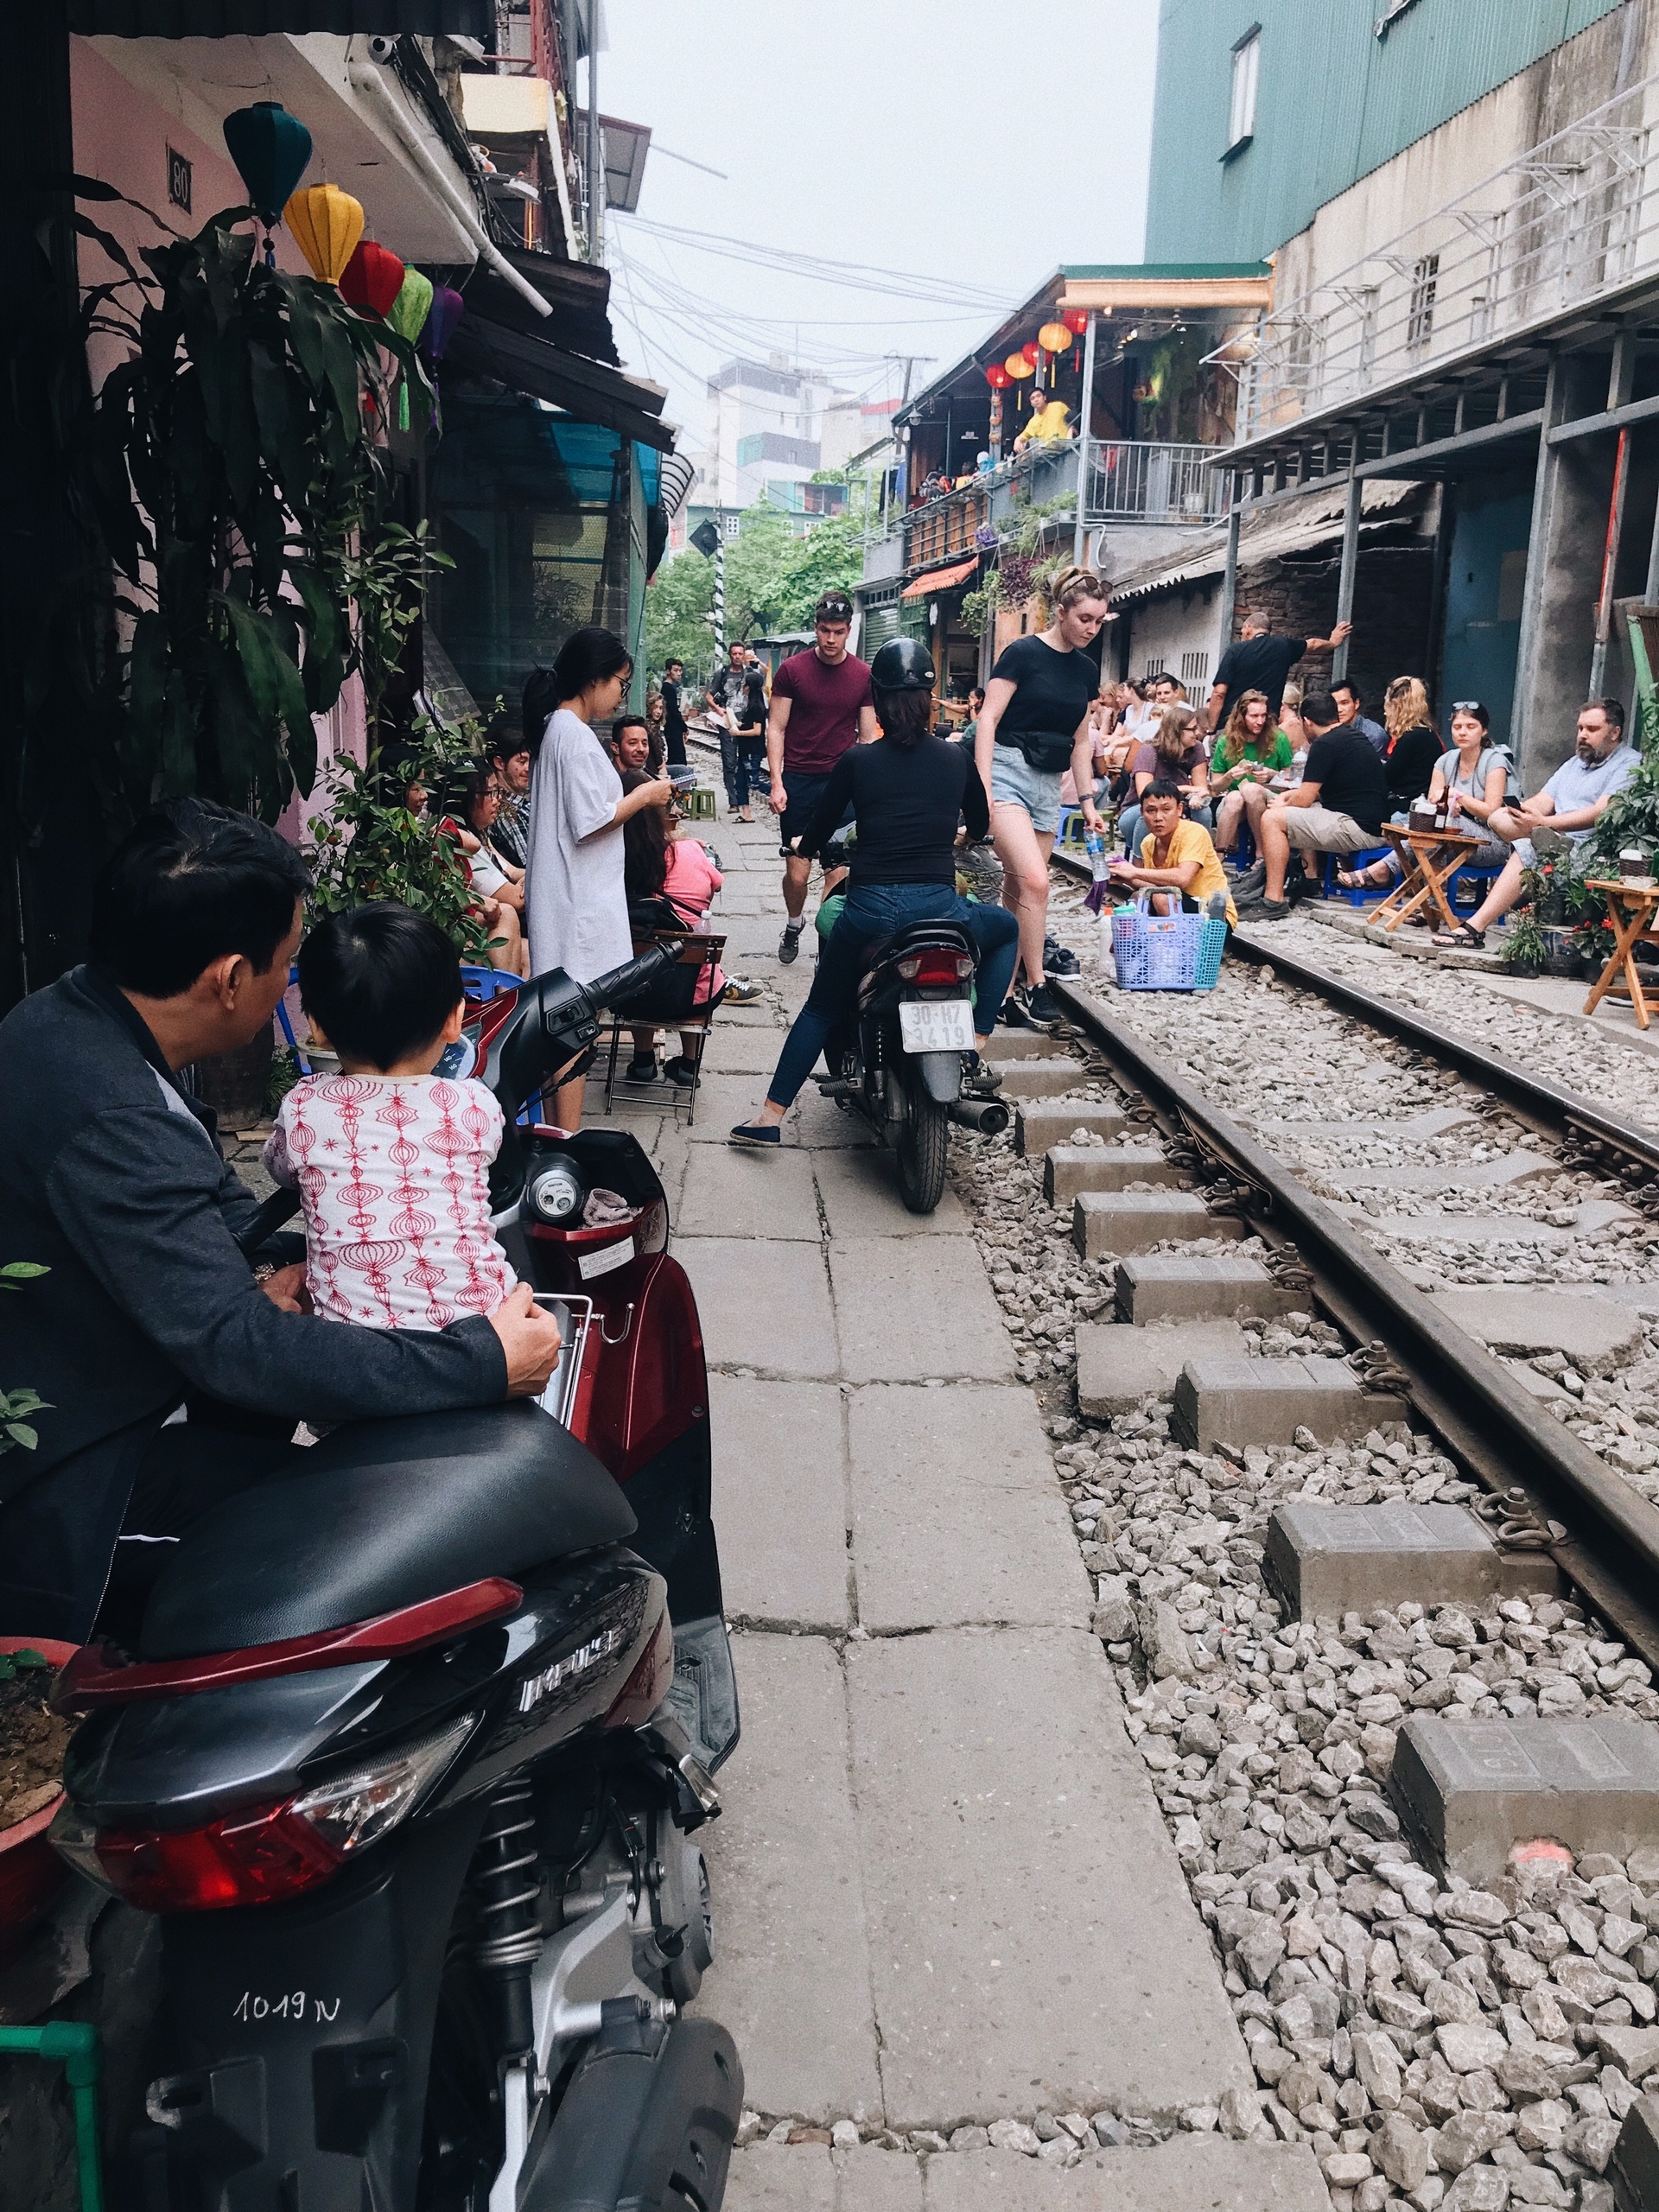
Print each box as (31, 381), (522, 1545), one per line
(1207, 610), (1353, 730)
(660, 658), (687, 768)
(1240, 692), (1389, 921)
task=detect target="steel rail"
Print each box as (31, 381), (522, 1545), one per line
(1049, 973), (1659, 1669)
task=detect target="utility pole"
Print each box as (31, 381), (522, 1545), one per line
(714, 518), (725, 658)
(585, 0), (602, 264)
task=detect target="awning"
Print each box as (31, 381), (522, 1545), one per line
(70, 0), (492, 28)
(900, 556), (979, 600)
(450, 251), (618, 367)
(442, 306), (676, 451)
(1107, 480), (1427, 606)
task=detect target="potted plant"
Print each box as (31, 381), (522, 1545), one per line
(0, 1642), (80, 1963)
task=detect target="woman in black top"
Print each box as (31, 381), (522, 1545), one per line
(730, 642), (1021, 1147)
(975, 567), (1111, 1027)
(1380, 675), (1442, 810)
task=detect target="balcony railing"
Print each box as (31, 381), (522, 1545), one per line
(1235, 71), (1659, 443)
(1086, 442), (1231, 524)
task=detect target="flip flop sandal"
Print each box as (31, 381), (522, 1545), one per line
(1431, 923), (1485, 949)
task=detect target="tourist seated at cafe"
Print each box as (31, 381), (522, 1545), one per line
(1338, 700), (1515, 894)
(1379, 676), (1443, 816)
(1108, 779), (1236, 929)
(1432, 698), (1639, 949)
(1210, 689), (1294, 855)
(1117, 702), (1211, 857)
(1237, 691), (1389, 921)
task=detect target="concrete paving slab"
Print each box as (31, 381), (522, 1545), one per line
(1262, 1502), (1559, 1621)
(1323, 1151), (1559, 1195)
(1340, 1211), (1574, 1248)
(1016, 1104), (1130, 1156)
(830, 1237), (1014, 1384)
(1431, 1287), (1646, 1375)
(678, 1143), (822, 1241)
(694, 1634), (883, 2124)
(848, 1384), (1090, 1631)
(709, 1375), (849, 1630)
(1253, 1108), (1476, 1142)
(707, 1026), (798, 1074)
(677, 1236), (839, 1378)
(724, 2145), (836, 2212)
(1076, 1322), (1249, 1418)
(1044, 1147), (1185, 1203)
(848, 1629), (1251, 2129)
(1390, 1713), (1659, 1885)
(1114, 1256), (1301, 1325)
(999, 1059), (1096, 1102)
(683, 1077), (875, 1148)
(1502, 1357), (1578, 1407)
(813, 1147), (969, 1237)
(926, 2139), (1329, 2211)
(1073, 1192), (1244, 1261)
(1598, 1280), (1659, 1316)
(1173, 1355), (1407, 1449)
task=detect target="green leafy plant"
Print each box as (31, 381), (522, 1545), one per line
(959, 573), (1001, 634)
(1503, 867), (1551, 971)
(305, 715), (493, 959)
(1, 1262), (50, 1459)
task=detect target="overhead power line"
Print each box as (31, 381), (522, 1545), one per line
(615, 213), (1008, 311)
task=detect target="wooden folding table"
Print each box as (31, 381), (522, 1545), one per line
(1582, 878), (1659, 1030)
(1367, 823), (1487, 933)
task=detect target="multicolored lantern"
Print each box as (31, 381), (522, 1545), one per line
(339, 240), (407, 321)
(283, 184), (364, 286)
(386, 267), (434, 343)
(985, 361), (1012, 390)
(1038, 321), (1073, 353)
(1062, 308), (1090, 336)
(1004, 350), (1034, 380)
(223, 102), (313, 223)
(422, 284), (465, 363)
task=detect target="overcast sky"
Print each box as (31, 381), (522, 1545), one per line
(600, 0), (1158, 452)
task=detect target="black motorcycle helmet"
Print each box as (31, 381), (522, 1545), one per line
(868, 637), (936, 693)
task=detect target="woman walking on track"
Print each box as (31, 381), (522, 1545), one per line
(524, 626), (671, 1129)
(974, 568), (1112, 1028)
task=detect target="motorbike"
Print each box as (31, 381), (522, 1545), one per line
(816, 917), (1010, 1214)
(48, 944), (744, 2212)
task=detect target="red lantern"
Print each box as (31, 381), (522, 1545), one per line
(1020, 340), (1041, 366)
(985, 361), (1012, 390)
(339, 239), (406, 321)
(1063, 308), (1090, 335)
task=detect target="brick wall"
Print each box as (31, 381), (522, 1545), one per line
(1230, 539), (1437, 715)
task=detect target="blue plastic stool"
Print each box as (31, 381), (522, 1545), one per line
(1449, 861), (1503, 912)
(1323, 847), (1392, 906)
(461, 964), (520, 1001)
(1055, 805), (1088, 851)
(1227, 824), (1256, 873)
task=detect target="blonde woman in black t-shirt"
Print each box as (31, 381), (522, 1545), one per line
(975, 568), (1111, 1028)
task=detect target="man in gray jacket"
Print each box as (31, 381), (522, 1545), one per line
(0, 800), (562, 1639)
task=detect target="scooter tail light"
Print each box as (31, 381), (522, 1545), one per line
(896, 950), (975, 985)
(603, 1612), (674, 1731)
(61, 1713), (476, 1913)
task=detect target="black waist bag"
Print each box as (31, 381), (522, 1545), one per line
(999, 730), (1074, 774)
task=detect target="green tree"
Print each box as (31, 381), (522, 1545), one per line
(644, 548), (715, 679)
(644, 499), (871, 680)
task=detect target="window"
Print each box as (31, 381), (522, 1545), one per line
(1408, 253), (1439, 353)
(1180, 650), (1211, 689)
(1228, 28), (1261, 152)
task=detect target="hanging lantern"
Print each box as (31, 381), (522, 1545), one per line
(1020, 340), (1041, 366)
(985, 361), (1012, 390)
(1062, 308), (1090, 336)
(1004, 350), (1034, 379)
(223, 102), (313, 223)
(340, 240), (407, 321)
(1038, 321), (1073, 353)
(423, 283), (465, 362)
(386, 266), (434, 344)
(283, 184), (364, 286)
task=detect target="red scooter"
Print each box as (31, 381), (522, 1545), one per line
(50, 950), (742, 2212)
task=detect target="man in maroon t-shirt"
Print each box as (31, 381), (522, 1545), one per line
(766, 590), (878, 963)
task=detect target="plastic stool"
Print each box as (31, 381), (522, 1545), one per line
(1055, 805), (1088, 850)
(1450, 861), (1503, 912)
(1323, 847), (1392, 906)
(683, 787), (716, 822)
(461, 964), (520, 1001)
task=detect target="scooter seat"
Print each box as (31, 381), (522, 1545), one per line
(138, 1405), (637, 1662)
(856, 917), (976, 975)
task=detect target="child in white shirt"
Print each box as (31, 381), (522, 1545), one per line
(264, 903), (517, 1331)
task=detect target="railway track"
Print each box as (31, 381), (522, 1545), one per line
(1042, 848), (1659, 1674)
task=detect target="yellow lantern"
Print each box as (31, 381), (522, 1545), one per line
(1004, 350), (1035, 379)
(283, 183), (365, 285)
(1038, 321), (1073, 353)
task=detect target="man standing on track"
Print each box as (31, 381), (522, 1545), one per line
(740, 646), (771, 815)
(660, 658), (688, 769)
(766, 590), (879, 964)
(707, 641), (757, 823)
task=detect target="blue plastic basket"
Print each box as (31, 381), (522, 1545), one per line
(1109, 902), (1227, 992)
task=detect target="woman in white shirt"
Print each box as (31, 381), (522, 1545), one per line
(524, 627), (672, 1128)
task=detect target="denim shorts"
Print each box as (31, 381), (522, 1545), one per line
(990, 745), (1065, 834)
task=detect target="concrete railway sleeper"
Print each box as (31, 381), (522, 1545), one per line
(935, 877), (1659, 2209)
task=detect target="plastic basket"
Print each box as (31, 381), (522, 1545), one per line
(1109, 901), (1227, 992)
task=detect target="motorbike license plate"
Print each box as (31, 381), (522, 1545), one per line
(898, 997), (975, 1053)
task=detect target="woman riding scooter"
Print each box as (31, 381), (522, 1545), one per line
(729, 639), (1020, 1147)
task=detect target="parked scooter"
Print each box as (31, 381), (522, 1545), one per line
(817, 922), (1010, 1212)
(49, 946), (744, 2212)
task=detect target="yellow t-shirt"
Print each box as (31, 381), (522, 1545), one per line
(1139, 818), (1236, 927)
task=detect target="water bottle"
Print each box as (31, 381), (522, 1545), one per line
(1085, 829), (1109, 883)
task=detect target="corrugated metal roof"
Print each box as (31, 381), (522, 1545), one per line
(71, 0), (492, 27)
(1107, 479), (1427, 604)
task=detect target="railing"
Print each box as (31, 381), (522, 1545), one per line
(1236, 71), (1659, 442)
(1086, 442), (1231, 524)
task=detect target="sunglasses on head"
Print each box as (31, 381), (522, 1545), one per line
(1451, 701), (1486, 713)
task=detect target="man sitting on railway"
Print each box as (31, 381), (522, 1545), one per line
(1432, 697), (1638, 950)
(1236, 693), (1389, 922)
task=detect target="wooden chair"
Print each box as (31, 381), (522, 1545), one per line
(599, 931), (728, 1126)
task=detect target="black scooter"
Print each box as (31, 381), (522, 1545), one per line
(49, 946), (744, 2212)
(817, 919), (1009, 1213)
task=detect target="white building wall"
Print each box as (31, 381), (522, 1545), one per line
(1121, 585), (1224, 697)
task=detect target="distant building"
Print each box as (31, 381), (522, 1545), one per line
(705, 355), (861, 507)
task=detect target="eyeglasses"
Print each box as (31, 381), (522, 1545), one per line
(1450, 701), (1486, 714)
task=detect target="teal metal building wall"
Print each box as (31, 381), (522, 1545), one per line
(1145, 0), (1627, 269)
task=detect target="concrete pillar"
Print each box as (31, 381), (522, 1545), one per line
(1217, 493), (1242, 667)
(1512, 355), (1620, 788)
(1332, 468), (1362, 685)
(1073, 311), (1097, 569)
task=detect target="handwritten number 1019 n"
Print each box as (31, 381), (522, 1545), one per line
(233, 1990), (341, 2024)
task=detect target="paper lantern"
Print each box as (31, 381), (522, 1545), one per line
(1020, 341), (1041, 366)
(1004, 351), (1034, 379)
(1039, 321), (1072, 353)
(340, 240), (406, 321)
(386, 266), (433, 343)
(283, 184), (364, 285)
(223, 102), (313, 223)
(985, 361), (1012, 390)
(1063, 308), (1090, 336)
(422, 283), (465, 362)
